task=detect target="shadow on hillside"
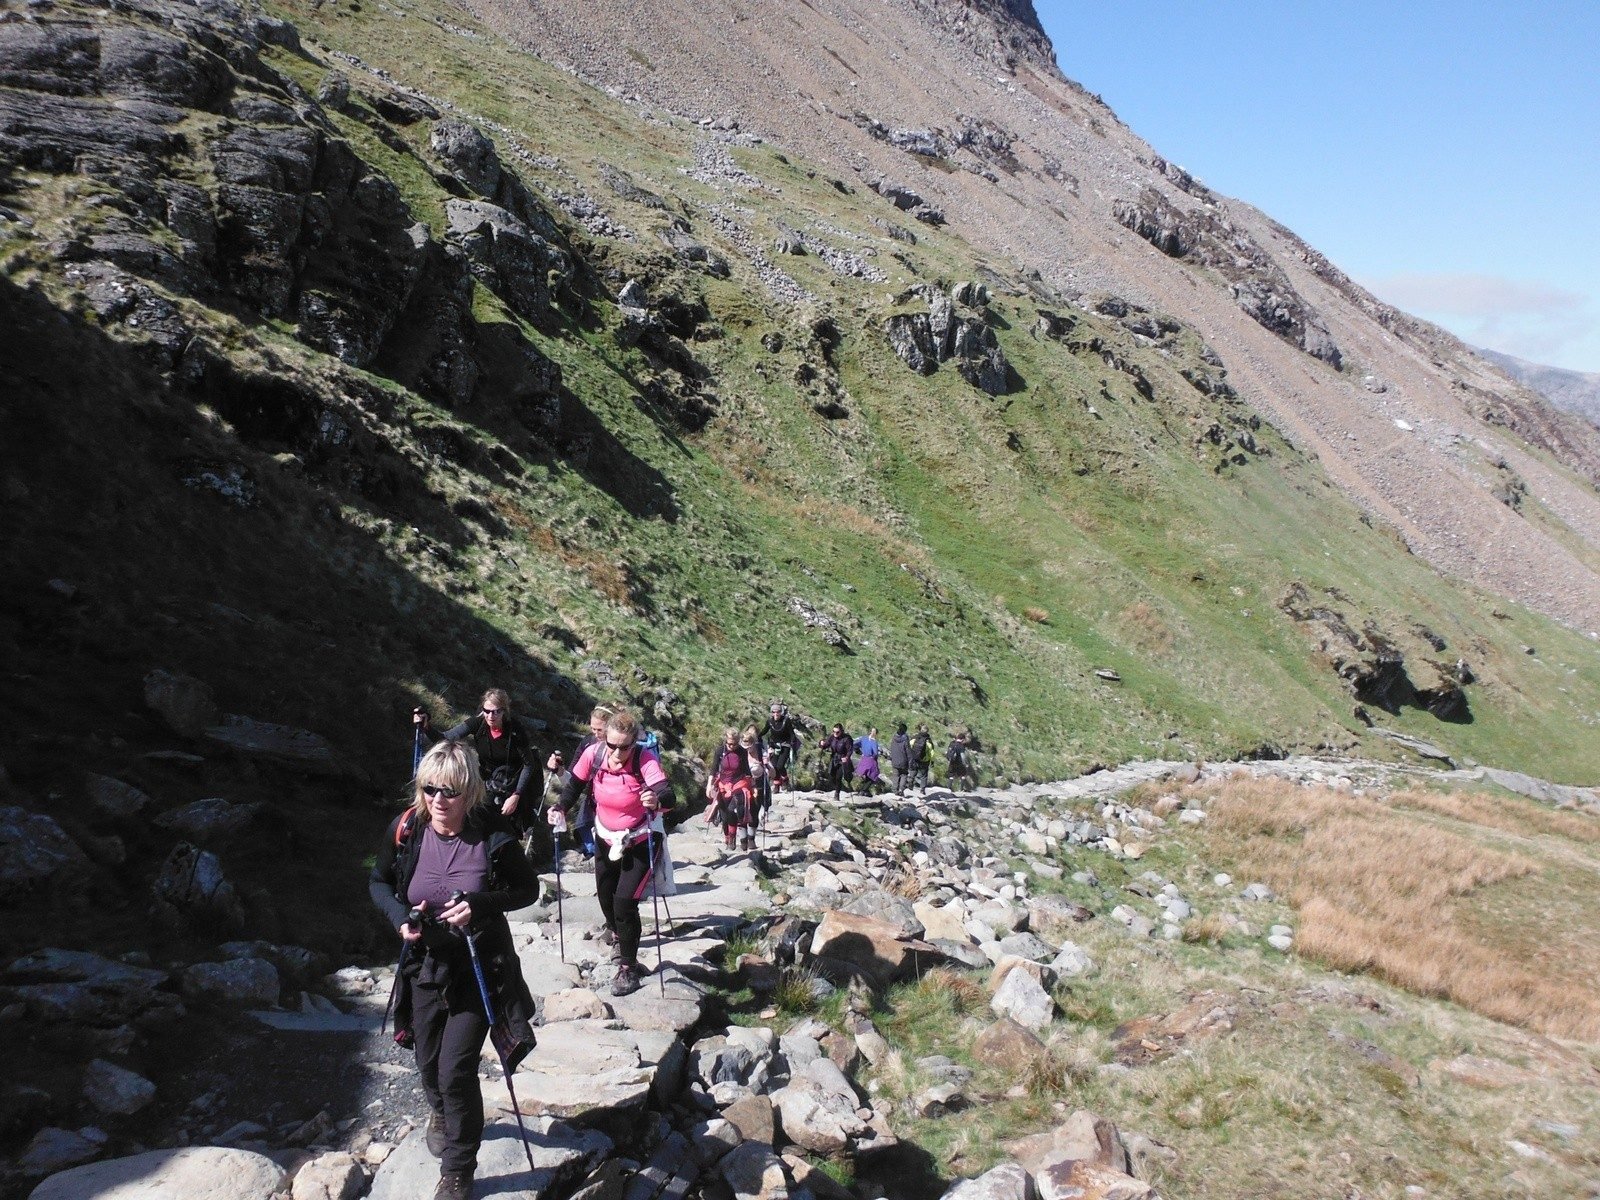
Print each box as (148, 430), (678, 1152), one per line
(0, 275), (597, 957)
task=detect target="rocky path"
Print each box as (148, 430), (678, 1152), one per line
(20, 757), (1597, 1199)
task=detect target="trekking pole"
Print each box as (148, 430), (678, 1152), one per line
(643, 823), (666, 996)
(411, 713), (425, 776)
(459, 911), (537, 1173)
(553, 826), (565, 963)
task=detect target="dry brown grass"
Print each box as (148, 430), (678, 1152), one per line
(1117, 600), (1174, 653)
(1389, 786), (1600, 845)
(1193, 776), (1600, 1040)
(1022, 605), (1051, 624)
(1181, 912), (1234, 945)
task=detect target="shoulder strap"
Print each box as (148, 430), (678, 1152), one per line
(394, 810), (418, 847)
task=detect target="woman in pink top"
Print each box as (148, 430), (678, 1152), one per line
(551, 709), (675, 996)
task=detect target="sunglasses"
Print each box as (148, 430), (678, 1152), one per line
(421, 785), (462, 799)
(482, 707), (503, 716)
(605, 740), (633, 752)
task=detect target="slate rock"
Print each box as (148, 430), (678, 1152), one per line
(181, 958), (279, 1006)
(0, 807), (90, 896)
(85, 773), (153, 819)
(971, 1018), (1045, 1072)
(82, 1058), (156, 1115)
(989, 966), (1053, 1030)
(152, 842), (244, 929)
(30, 1147), (285, 1197)
(939, 1163), (1035, 1200)
(719, 1141), (787, 1200)
(290, 1150), (365, 1200)
(153, 798), (260, 843)
(142, 669), (219, 737)
(18, 1125), (108, 1175)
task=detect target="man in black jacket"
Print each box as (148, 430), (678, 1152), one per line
(887, 723), (912, 797)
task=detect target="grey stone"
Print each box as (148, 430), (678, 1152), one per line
(203, 716), (344, 776)
(182, 958), (279, 1006)
(990, 967), (1053, 1030)
(18, 1126), (109, 1175)
(152, 843), (244, 929)
(939, 1163), (1034, 1200)
(82, 1058), (156, 1115)
(996, 932), (1054, 962)
(28, 1148), (277, 1199)
(719, 1141), (787, 1200)
(142, 669), (219, 738)
(369, 1123), (609, 1200)
(0, 807), (90, 895)
(1240, 883), (1276, 902)
(1048, 943), (1094, 978)
(85, 773), (153, 819)
(290, 1150), (365, 1200)
(153, 798), (260, 843)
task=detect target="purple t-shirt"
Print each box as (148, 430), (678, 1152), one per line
(407, 824), (490, 912)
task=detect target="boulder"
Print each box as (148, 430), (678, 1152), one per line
(770, 1059), (868, 1154)
(722, 1094), (775, 1145)
(82, 1058), (156, 1115)
(839, 891), (924, 937)
(3, 949), (172, 1026)
(85, 773), (153, 819)
(1048, 943), (1095, 978)
(291, 1151), (365, 1200)
(940, 1163), (1034, 1200)
(996, 933), (1054, 963)
(153, 798), (260, 844)
(143, 669), (219, 738)
(1005, 1109), (1131, 1176)
(430, 120), (501, 196)
(27, 1145), (278, 1196)
(971, 1018), (1046, 1072)
(18, 1126), (109, 1176)
(543, 988), (612, 1022)
(1036, 1162), (1151, 1200)
(0, 807), (90, 896)
(719, 1141), (788, 1200)
(810, 910), (933, 987)
(151, 843), (244, 929)
(989, 966), (1053, 1030)
(181, 958), (279, 1006)
(913, 901), (972, 944)
(203, 716), (344, 777)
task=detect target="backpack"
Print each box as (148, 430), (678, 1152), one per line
(912, 735), (931, 765)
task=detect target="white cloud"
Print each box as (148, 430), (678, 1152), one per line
(1359, 271), (1599, 370)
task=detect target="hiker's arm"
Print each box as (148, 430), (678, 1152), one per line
(470, 839), (538, 916)
(641, 754), (676, 810)
(436, 717), (476, 744)
(369, 820), (410, 930)
(557, 746), (593, 813)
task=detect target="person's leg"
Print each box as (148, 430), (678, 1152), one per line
(610, 840), (652, 993)
(411, 979), (449, 1118)
(594, 849), (621, 941)
(435, 1003), (490, 1179)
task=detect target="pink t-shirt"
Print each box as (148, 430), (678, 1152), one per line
(571, 742), (670, 831)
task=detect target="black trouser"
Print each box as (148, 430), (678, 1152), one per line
(825, 761), (848, 796)
(411, 963), (489, 1177)
(892, 767), (910, 795)
(595, 834), (655, 966)
(910, 765), (929, 791)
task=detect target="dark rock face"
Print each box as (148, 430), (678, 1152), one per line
(1114, 186), (1342, 369)
(1278, 584), (1470, 722)
(883, 283), (1012, 394)
(0, 0), (574, 411)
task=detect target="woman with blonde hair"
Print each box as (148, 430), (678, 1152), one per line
(370, 739), (538, 1200)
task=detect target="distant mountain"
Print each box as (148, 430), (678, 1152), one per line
(1477, 347), (1600, 429)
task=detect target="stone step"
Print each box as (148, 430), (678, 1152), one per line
(368, 1121), (609, 1200)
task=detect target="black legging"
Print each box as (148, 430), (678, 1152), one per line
(595, 835), (657, 966)
(411, 964), (489, 1177)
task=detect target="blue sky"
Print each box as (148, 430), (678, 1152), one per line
(1034, 2), (1600, 373)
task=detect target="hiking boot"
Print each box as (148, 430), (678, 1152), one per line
(433, 1171), (473, 1200)
(611, 961), (643, 997)
(425, 1109), (447, 1158)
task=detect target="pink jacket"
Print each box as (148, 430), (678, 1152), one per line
(569, 742), (672, 832)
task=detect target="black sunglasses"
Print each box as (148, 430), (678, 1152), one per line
(605, 740), (633, 752)
(421, 785), (462, 799)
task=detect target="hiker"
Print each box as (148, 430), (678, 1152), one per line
(759, 702), (802, 792)
(818, 723), (853, 800)
(417, 689), (540, 837)
(370, 739), (538, 1200)
(946, 730), (972, 791)
(854, 726), (883, 796)
(551, 708), (675, 996)
(887, 722), (912, 796)
(546, 704), (611, 860)
(908, 722), (933, 794)
(705, 727), (755, 853)
(741, 726), (769, 848)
